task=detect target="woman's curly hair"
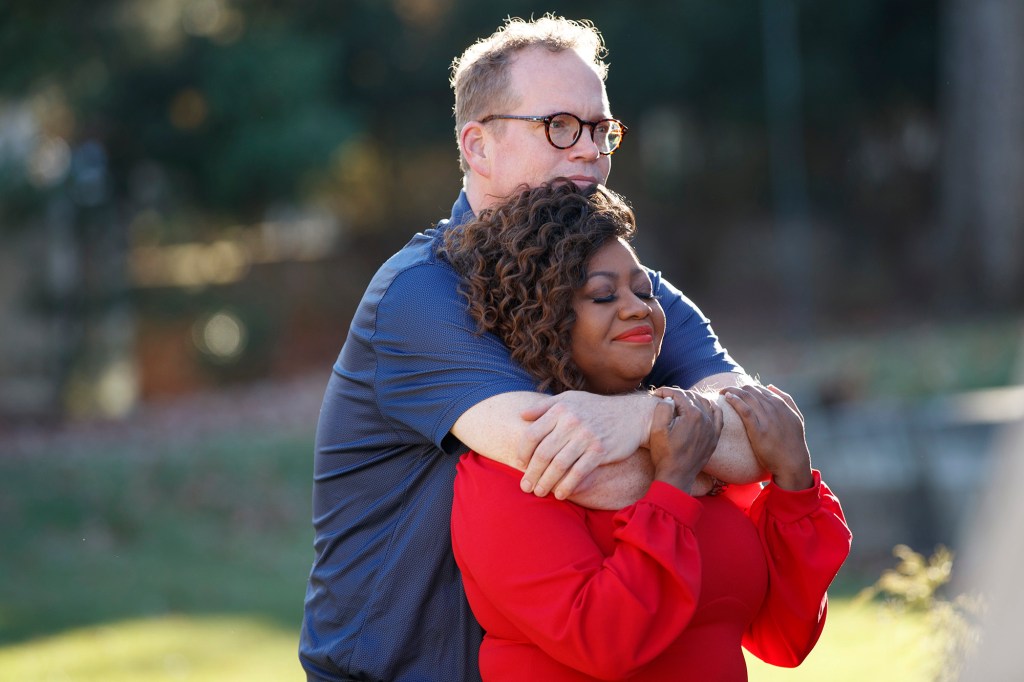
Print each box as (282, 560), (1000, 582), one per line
(440, 181), (637, 394)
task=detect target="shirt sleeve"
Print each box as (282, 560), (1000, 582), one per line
(372, 261), (540, 452)
(452, 456), (706, 679)
(741, 470), (853, 666)
(645, 270), (744, 389)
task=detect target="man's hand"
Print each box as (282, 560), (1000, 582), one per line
(721, 384), (814, 491)
(518, 391), (661, 500)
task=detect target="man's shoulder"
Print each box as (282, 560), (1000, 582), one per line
(370, 227), (458, 296)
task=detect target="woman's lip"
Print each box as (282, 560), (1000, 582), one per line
(614, 326), (654, 342)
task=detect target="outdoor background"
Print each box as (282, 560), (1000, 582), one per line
(1, 0), (1022, 679)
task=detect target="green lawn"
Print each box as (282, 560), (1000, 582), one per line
(0, 601), (932, 682)
(746, 600), (934, 681)
(0, 430), (313, 646)
(0, 425), (940, 681)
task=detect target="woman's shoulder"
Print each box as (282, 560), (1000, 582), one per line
(455, 453), (586, 517)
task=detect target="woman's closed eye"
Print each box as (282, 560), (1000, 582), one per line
(591, 289), (654, 304)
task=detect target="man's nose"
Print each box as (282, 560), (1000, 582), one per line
(569, 126), (602, 161)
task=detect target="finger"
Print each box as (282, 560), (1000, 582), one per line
(674, 390), (702, 416)
(747, 385), (796, 424)
(722, 386), (761, 427)
(652, 397), (675, 430)
(520, 395), (558, 423)
(694, 392), (719, 417)
(532, 440), (586, 497)
(767, 384), (804, 420)
(552, 454), (601, 500)
(650, 399), (675, 456)
(520, 416), (572, 491)
(652, 386), (683, 401)
(712, 398), (724, 435)
(519, 409), (559, 471)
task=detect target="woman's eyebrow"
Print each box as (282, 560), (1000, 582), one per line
(586, 267), (644, 280)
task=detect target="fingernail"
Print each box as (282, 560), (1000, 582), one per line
(521, 478), (533, 493)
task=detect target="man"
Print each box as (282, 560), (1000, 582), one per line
(300, 16), (753, 682)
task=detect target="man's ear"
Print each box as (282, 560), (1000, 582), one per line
(460, 121), (491, 178)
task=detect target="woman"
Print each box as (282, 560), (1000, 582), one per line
(444, 182), (851, 681)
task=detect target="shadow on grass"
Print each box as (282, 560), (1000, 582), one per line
(0, 431), (315, 645)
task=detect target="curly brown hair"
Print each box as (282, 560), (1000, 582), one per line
(441, 182), (637, 394)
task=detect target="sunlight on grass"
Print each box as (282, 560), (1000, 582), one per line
(0, 599), (933, 681)
(0, 615), (304, 682)
(747, 598), (933, 681)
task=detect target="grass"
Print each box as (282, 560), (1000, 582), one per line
(0, 600), (932, 682)
(746, 599), (933, 681)
(0, 430), (314, 645)
(0, 615), (303, 682)
(0, 422), (943, 681)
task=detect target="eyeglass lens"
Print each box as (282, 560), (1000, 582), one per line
(548, 114), (623, 153)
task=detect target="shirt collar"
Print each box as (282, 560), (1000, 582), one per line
(447, 190), (475, 228)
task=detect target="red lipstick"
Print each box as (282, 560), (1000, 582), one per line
(614, 326), (654, 343)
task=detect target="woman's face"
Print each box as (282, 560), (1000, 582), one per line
(570, 238), (666, 394)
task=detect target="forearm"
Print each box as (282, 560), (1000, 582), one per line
(451, 389), (661, 501)
(451, 391), (544, 468)
(566, 449), (654, 510)
(702, 394), (769, 484)
(690, 372), (769, 485)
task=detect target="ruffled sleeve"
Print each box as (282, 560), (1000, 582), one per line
(452, 456), (707, 679)
(742, 469), (853, 666)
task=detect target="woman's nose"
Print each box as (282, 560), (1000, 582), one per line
(619, 295), (651, 319)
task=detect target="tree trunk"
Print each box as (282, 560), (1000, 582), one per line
(939, 0), (1024, 306)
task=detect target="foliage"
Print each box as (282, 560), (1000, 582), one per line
(856, 544), (984, 682)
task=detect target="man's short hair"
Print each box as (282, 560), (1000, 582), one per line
(449, 15), (609, 173)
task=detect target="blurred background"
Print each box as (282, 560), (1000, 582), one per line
(1, 0), (1022, 679)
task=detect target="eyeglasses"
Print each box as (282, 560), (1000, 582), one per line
(480, 112), (628, 155)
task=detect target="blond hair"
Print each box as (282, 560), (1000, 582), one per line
(449, 15), (609, 172)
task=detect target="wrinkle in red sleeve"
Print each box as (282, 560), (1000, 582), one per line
(452, 458), (707, 680)
(742, 470), (853, 666)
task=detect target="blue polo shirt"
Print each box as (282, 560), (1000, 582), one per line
(299, 192), (741, 681)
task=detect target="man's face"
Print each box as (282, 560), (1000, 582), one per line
(484, 47), (613, 202)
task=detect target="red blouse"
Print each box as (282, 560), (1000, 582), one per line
(451, 455), (851, 681)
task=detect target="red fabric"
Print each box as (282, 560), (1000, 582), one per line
(451, 456), (851, 681)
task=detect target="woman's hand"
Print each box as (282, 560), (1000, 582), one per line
(648, 391), (723, 495)
(720, 384), (814, 491)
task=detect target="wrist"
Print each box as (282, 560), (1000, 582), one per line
(637, 391), (662, 449)
(771, 467), (814, 491)
(654, 467), (698, 494)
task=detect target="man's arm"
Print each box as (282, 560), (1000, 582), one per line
(451, 389), (661, 503)
(452, 371), (766, 510)
(684, 371), (768, 485)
